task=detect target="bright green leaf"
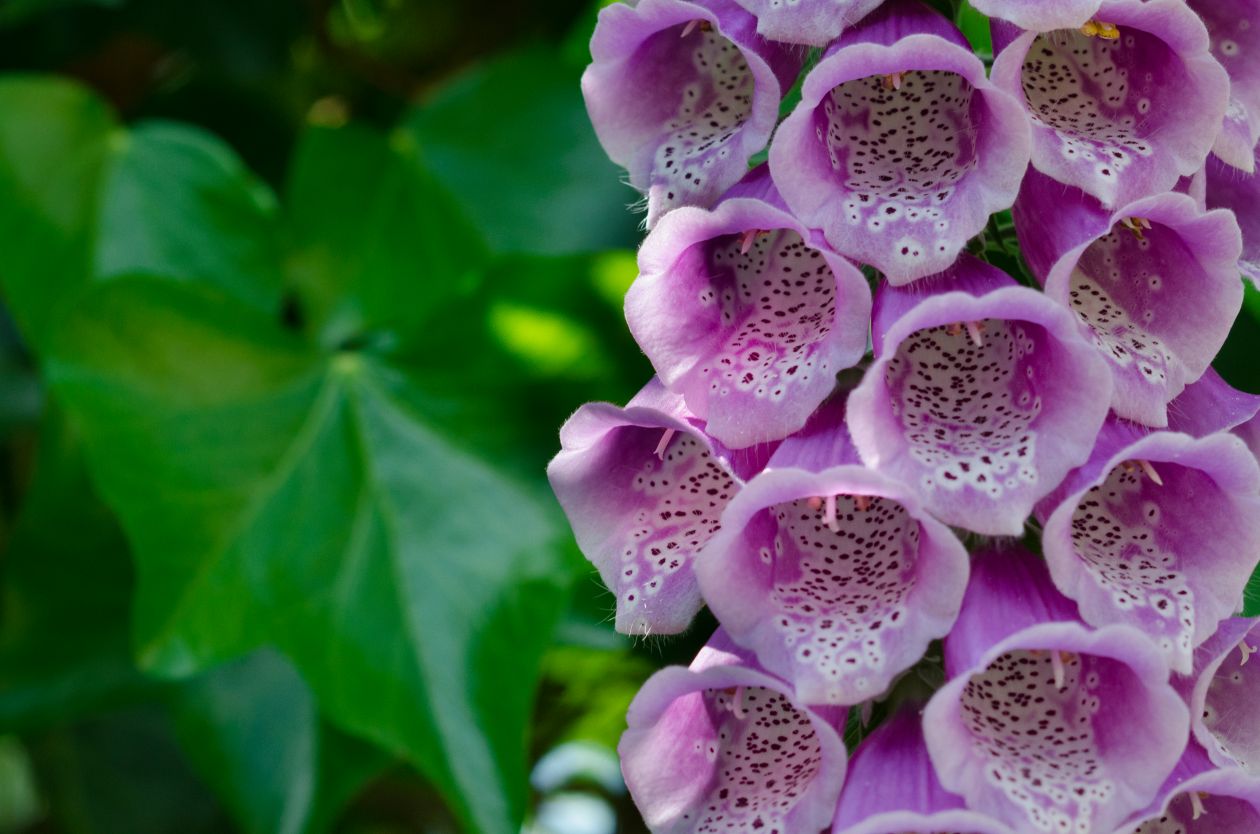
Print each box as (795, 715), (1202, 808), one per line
(172, 650), (387, 834)
(405, 48), (638, 256)
(956, 1), (993, 60)
(284, 123), (485, 348)
(46, 277), (571, 834)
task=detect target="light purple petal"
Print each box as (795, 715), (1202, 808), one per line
(991, 0), (1231, 209)
(1014, 168), (1244, 427)
(548, 381), (741, 634)
(1167, 368), (1260, 439)
(926, 548), (1190, 834)
(833, 708), (1019, 834)
(628, 170), (873, 449)
(848, 256), (1113, 536)
(1206, 150), (1260, 284)
(582, 0), (799, 227)
(694, 402), (969, 704)
(1040, 425), (1260, 674)
(620, 632), (849, 834)
(769, 0), (1031, 283)
(1189, 0), (1260, 172)
(731, 0), (886, 47)
(968, 0), (1103, 31)
(1117, 742), (1260, 833)
(1185, 617), (1260, 775)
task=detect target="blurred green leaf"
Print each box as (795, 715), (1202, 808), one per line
(172, 650), (388, 834)
(26, 705), (231, 834)
(0, 412), (148, 730)
(406, 48), (638, 256)
(44, 277), (571, 834)
(284, 123), (486, 348)
(0, 0), (123, 26)
(0, 77), (283, 351)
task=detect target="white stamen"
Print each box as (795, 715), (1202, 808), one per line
(825, 494), (838, 532)
(730, 686), (747, 719)
(680, 19), (699, 38)
(1240, 642), (1257, 666)
(654, 429), (676, 460)
(739, 229), (760, 255)
(1052, 650), (1067, 691)
(806, 496), (823, 510)
(855, 495), (871, 512)
(1138, 459), (1164, 486)
(1190, 791), (1208, 820)
(965, 320), (984, 348)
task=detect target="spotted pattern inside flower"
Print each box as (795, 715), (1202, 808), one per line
(1066, 219), (1201, 395)
(765, 495), (918, 701)
(1197, 3), (1260, 138)
(678, 686), (822, 834)
(885, 320), (1041, 498)
(622, 431), (736, 618)
(960, 650), (1116, 834)
(821, 70), (978, 270)
(1127, 790), (1260, 833)
(1202, 634), (1260, 776)
(1021, 29), (1163, 192)
(697, 229), (836, 405)
(1069, 463), (1195, 666)
(650, 26), (754, 216)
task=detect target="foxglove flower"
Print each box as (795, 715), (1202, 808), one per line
(1038, 418), (1260, 674)
(990, 0), (1231, 209)
(1014, 168), (1244, 427)
(1188, 0), (1260, 172)
(548, 380), (746, 635)
(627, 169), (872, 450)
(1167, 368), (1260, 457)
(1117, 741), (1260, 833)
(768, 0), (1030, 282)
(924, 547), (1190, 834)
(847, 255), (1112, 536)
(1206, 151), (1260, 283)
(729, 0), (885, 47)
(583, 0), (799, 228)
(1183, 617), (1260, 776)
(832, 707), (1018, 834)
(967, 0), (1103, 32)
(620, 631), (849, 834)
(694, 399), (968, 706)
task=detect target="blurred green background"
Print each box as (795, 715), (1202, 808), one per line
(2, 2), (1260, 834)
(0, 1), (724, 832)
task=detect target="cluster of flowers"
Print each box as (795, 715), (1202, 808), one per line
(548, 0), (1260, 831)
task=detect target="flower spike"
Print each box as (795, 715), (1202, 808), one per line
(620, 631), (849, 834)
(695, 399), (969, 706)
(1015, 167), (1244, 427)
(548, 380), (747, 635)
(925, 547), (1190, 834)
(1184, 617), (1260, 776)
(1188, 0), (1260, 172)
(1039, 418), (1260, 674)
(769, 0), (1030, 283)
(1117, 741), (1260, 833)
(990, 0), (1230, 209)
(627, 168), (872, 450)
(582, 0), (800, 228)
(848, 255), (1112, 535)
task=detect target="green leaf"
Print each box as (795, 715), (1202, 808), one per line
(405, 47), (639, 256)
(46, 277), (571, 834)
(96, 121), (284, 313)
(0, 76), (282, 351)
(955, 1), (993, 60)
(284, 123), (485, 348)
(172, 650), (387, 834)
(0, 411), (148, 730)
